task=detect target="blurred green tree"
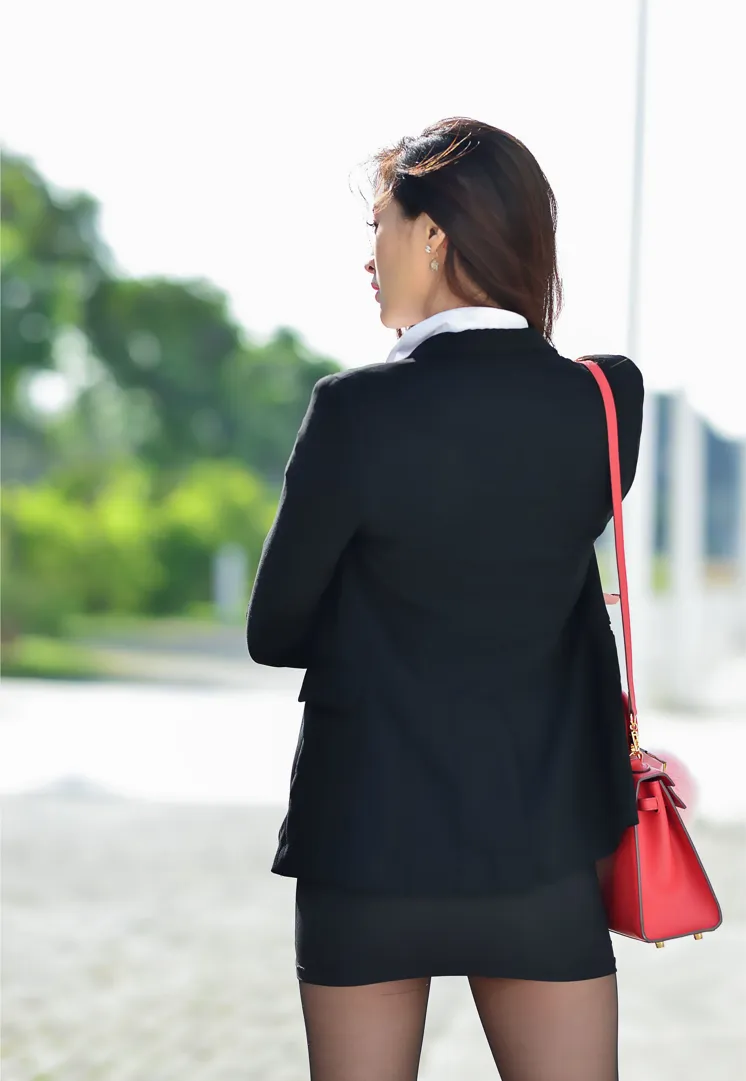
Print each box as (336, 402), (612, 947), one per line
(1, 458), (277, 639)
(1, 150), (345, 647)
(1, 153), (111, 396)
(83, 274), (242, 466)
(1, 151), (112, 480)
(153, 460), (276, 612)
(222, 328), (339, 483)
(2, 149), (342, 483)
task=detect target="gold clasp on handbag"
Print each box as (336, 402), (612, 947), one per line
(628, 712), (643, 758)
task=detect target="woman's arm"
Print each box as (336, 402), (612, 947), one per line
(246, 375), (360, 668)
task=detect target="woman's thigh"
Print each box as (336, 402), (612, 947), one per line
(469, 972), (619, 1081)
(299, 976), (432, 1081)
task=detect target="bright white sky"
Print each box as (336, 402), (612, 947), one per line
(3, 0), (744, 436)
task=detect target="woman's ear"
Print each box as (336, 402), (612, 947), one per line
(424, 217), (447, 255)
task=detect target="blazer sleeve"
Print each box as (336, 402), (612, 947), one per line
(246, 375), (361, 668)
(595, 355), (645, 524)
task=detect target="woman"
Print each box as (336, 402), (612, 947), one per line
(246, 117), (643, 1081)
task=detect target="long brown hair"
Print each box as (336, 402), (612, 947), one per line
(372, 118), (562, 340)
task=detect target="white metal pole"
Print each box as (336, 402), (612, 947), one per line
(626, 0), (649, 366)
(622, 0), (657, 707)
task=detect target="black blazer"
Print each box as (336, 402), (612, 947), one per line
(247, 327), (644, 895)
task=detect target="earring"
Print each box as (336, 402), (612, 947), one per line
(425, 244), (432, 253)
(430, 258), (439, 272)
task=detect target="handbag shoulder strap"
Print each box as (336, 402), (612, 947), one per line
(576, 358), (641, 752)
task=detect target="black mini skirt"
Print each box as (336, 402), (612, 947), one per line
(295, 864), (616, 986)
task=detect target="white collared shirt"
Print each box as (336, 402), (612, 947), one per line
(385, 306), (529, 365)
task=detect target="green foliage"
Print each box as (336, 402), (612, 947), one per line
(1, 148), (340, 648)
(1, 460), (277, 639)
(222, 328), (340, 482)
(80, 465), (164, 613)
(152, 461), (276, 613)
(2, 484), (93, 637)
(1, 464), (163, 635)
(1, 150), (110, 410)
(83, 276), (243, 465)
(2, 149), (341, 488)
(0, 635), (108, 681)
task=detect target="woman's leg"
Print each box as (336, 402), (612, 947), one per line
(299, 977), (431, 1081)
(468, 973), (619, 1081)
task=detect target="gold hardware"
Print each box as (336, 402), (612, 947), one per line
(628, 711), (642, 758)
(655, 941), (665, 948)
(694, 933), (703, 940)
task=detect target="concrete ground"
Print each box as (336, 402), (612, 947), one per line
(2, 791), (744, 1081)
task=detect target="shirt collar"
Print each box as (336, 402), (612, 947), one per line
(385, 306), (529, 365)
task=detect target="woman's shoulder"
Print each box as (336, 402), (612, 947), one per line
(312, 349), (644, 427)
(310, 356), (417, 410)
(587, 356), (644, 432)
(556, 352), (644, 420)
(592, 353), (643, 388)
(573, 353), (644, 395)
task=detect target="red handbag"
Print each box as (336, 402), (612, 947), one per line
(578, 358), (723, 947)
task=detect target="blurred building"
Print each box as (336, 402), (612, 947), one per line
(611, 391), (746, 709)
